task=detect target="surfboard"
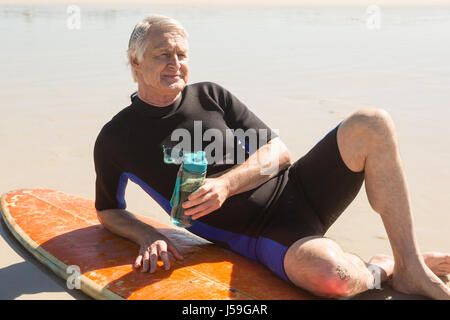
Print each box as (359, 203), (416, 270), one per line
(0, 189), (315, 300)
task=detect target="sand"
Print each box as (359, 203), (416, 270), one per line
(0, 1), (449, 299)
(1, 0), (450, 7)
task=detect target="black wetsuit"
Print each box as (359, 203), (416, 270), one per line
(94, 82), (364, 282)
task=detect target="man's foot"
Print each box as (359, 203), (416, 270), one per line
(368, 254), (395, 281)
(422, 252), (450, 276)
(392, 261), (450, 300)
(369, 252), (450, 278)
(369, 252), (450, 299)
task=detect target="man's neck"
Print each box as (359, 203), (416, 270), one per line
(137, 86), (182, 107)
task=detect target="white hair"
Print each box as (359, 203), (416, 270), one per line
(127, 14), (188, 82)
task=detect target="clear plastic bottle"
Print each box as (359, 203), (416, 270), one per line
(170, 151), (207, 228)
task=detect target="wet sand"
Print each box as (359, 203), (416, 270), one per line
(0, 1), (449, 299)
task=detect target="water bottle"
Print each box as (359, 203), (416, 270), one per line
(169, 151), (208, 228)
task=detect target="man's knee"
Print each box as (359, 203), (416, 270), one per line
(344, 108), (397, 144)
(338, 108), (398, 172)
(284, 237), (354, 298)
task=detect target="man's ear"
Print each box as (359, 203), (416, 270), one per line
(131, 57), (140, 70)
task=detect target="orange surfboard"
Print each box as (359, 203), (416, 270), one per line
(0, 189), (315, 300)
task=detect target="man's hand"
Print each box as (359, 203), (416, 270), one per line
(134, 234), (184, 273)
(182, 177), (230, 220)
(181, 138), (291, 221)
(96, 208), (184, 274)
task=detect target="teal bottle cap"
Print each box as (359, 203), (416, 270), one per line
(183, 151), (208, 173)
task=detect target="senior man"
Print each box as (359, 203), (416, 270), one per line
(94, 15), (450, 299)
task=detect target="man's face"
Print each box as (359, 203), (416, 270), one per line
(135, 28), (189, 96)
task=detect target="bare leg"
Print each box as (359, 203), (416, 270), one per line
(284, 236), (450, 298)
(284, 108), (449, 299)
(336, 108), (450, 299)
(284, 236), (386, 298)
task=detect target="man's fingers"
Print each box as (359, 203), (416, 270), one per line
(184, 198), (217, 216)
(183, 192), (210, 209)
(185, 199), (220, 220)
(160, 251), (170, 270)
(137, 240), (183, 273)
(187, 184), (209, 201)
(157, 242), (171, 270)
(141, 249), (150, 272)
(168, 242), (184, 260)
(134, 254), (143, 269)
(149, 246), (158, 273)
(190, 201), (220, 220)
(134, 247), (145, 268)
(191, 205), (219, 220)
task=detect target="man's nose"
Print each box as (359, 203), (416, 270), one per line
(168, 54), (181, 69)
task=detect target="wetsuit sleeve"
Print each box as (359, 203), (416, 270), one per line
(93, 126), (126, 211)
(221, 86), (279, 153)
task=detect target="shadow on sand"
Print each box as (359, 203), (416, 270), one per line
(0, 219), (90, 299)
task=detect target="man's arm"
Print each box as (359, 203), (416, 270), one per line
(221, 137), (291, 197)
(97, 209), (183, 272)
(183, 137), (292, 219)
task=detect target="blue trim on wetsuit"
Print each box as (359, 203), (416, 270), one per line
(256, 237), (289, 281)
(115, 172), (291, 282)
(116, 172), (172, 213)
(188, 221), (290, 282)
(331, 121), (343, 134)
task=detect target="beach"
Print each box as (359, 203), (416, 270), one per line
(2, 0), (450, 7)
(0, 1), (449, 299)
